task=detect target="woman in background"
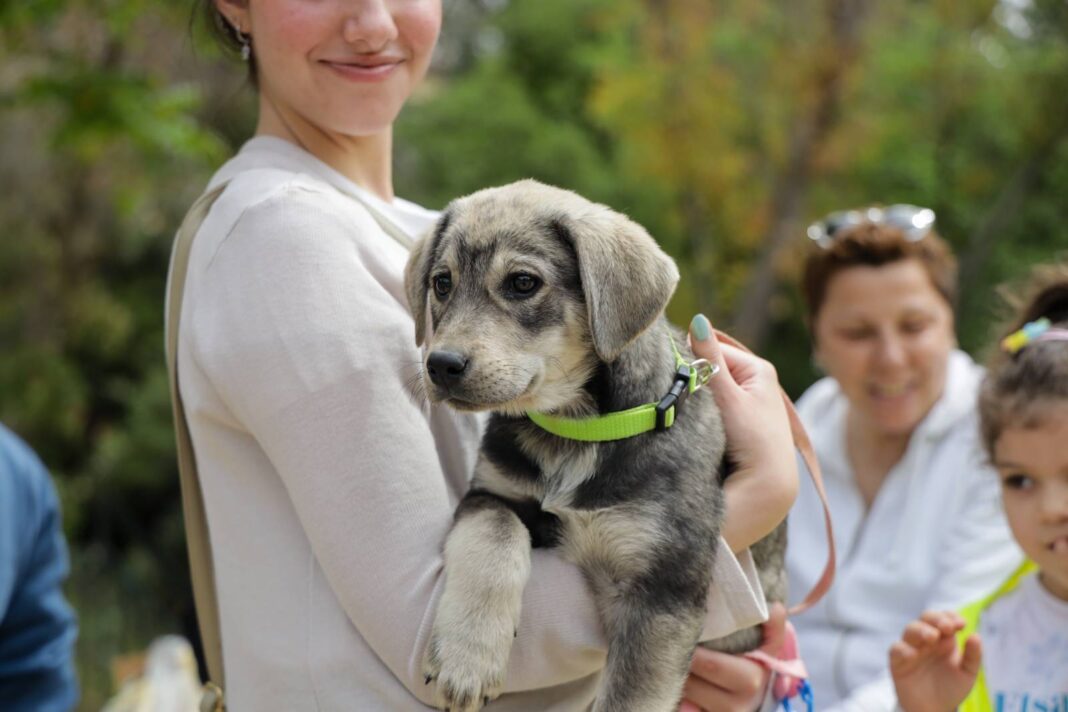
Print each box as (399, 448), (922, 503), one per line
(785, 206), (1022, 710)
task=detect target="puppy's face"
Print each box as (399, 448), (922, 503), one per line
(405, 180), (679, 416)
(409, 190), (596, 415)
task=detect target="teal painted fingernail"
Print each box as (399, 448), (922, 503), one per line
(691, 314), (711, 341)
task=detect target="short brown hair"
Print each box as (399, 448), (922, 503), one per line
(800, 222), (958, 333)
(979, 262), (1068, 457)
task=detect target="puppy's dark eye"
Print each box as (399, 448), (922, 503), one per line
(433, 273), (452, 299)
(509, 273), (541, 297)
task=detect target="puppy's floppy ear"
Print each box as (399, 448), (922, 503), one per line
(557, 207), (680, 361)
(405, 209), (451, 345)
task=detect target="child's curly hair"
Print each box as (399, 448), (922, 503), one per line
(979, 262), (1068, 457)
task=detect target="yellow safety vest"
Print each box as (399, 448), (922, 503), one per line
(956, 560), (1038, 712)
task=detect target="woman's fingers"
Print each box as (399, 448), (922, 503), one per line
(689, 647), (767, 698)
(689, 314), (780, 395)
(688, 314), (787, 419)
(718, 340), (775, 390)
(689, 314), (736, 391)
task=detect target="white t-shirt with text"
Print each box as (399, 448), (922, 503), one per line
(981, 572), (1068, 712)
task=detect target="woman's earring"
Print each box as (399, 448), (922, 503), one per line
(229, 18), (251, 61)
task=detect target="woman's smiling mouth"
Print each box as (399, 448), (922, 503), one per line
(322, 56), (404, 82)
(868, 382), (915, 400)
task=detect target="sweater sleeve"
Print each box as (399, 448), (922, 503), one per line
(191, 183), (766, 702)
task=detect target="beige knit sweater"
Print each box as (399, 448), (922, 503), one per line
(174, 136), (768, 711)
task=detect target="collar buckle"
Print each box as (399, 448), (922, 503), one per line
(655, 364), (693, 431)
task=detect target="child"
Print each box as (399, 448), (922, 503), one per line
(889, 264), (1068, 712)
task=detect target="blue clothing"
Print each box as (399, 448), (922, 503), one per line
(0, 424), (78, 712)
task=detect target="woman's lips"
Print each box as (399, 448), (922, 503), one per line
(322, 58), (403, 82)
(868, 382), (916, 401)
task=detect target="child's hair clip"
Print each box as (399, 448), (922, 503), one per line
(1002, 318), (1051, 354)
(1001, 317), (1068, 354)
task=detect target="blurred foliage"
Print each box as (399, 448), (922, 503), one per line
(1, 0), (1066, 709)
(0, 2), (244, 708)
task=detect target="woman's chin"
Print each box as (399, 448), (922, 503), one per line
(864, 402), (928, 438)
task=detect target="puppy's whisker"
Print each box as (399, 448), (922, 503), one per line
(403, 370), (430, 410)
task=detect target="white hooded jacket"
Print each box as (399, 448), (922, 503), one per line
(786, 350), (1023, 711)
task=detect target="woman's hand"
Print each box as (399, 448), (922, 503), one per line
(679, 603), (787, 712)
(689, 314), (799, 552)
(889, 610), (980, 712)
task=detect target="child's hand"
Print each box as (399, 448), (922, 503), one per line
(889, 610), (982, 712)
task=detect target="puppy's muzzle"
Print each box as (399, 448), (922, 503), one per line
(426, 350), (469, 388)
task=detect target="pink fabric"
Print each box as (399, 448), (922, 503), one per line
(742, 622), (806, 701)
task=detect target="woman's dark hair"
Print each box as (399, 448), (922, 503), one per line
(800, 223), (958, 339)
(194, 0), (258, 86)
(979, 262), (1068, 457)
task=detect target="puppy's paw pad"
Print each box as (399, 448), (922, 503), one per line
(436, 670), (500, 711)
(423, 628), (508, 711)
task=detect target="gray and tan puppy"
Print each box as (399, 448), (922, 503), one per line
(405, 180), (785, 712)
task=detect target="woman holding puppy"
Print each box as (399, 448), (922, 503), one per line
(782, 209), (1022, 711)
(171, 1), (798, 709)
(890, 264), (1068, 712)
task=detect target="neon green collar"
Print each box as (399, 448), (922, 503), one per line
(526, 339), (717, 442)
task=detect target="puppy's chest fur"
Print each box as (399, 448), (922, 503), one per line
(471, 325), (726, 579)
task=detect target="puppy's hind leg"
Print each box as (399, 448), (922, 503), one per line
(703, 519), (788, 654)
(424, 491), (531, 712)
(591, 589), (706, 712)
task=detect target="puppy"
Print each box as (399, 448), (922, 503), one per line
(405, 180), (785, 712)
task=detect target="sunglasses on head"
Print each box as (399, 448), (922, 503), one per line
(806, 204), (936, 249)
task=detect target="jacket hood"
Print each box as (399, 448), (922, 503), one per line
(796, 349), (984, 480)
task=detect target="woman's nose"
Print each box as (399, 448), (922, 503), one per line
(874, 331), (908, 368)
(342, 0), (398, 51)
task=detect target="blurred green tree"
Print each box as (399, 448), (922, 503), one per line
(0, 2), (243, 707)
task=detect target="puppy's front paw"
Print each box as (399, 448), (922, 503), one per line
(422, 595), (517, 711)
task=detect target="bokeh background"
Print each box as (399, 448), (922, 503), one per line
(1, 1), (1067, 708)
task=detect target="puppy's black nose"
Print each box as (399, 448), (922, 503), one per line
(426, 350), (469, 387)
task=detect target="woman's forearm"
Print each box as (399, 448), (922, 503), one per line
(722, 453), (798, 553)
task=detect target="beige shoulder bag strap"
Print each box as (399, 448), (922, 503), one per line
(164, 183), (228, 712)
(349, 191), (416, 250)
